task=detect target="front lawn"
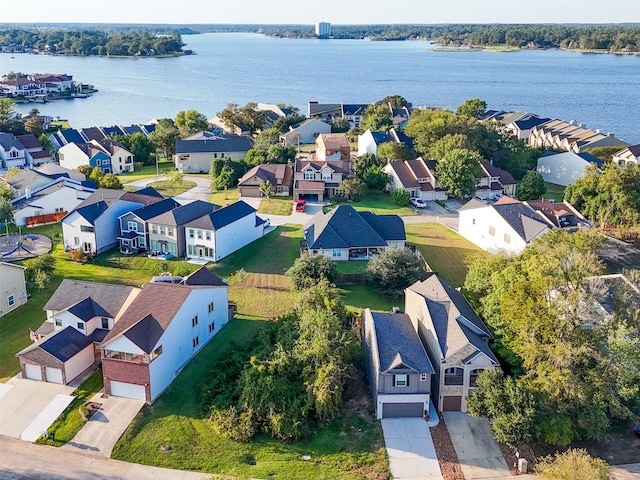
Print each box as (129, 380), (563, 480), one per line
(325, 192), (417, 216)
(406, 222), (488, 288)
(117, 160), (174, 183)
(145, 179), (196, 197)
(209, 187), (239, 207)
(258, 196), (293, 215)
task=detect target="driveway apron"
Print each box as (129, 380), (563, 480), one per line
(381, 418), (444, 480)
(443, 412), (510, 479)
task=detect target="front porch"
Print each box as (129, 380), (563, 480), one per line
(117, 231), (146, 254)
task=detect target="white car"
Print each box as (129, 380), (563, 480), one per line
(409, 198), (427, 208)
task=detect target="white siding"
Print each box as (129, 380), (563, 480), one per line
(458, 206), (532, 255)
(62, 211), (96, 253)
(13, 184), (93, 226)
(58, 143), (90, 171)
(64, 344), (95, 383)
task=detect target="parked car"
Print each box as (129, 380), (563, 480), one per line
(409, 198), (427, 208)
(295, 199), (306, 212)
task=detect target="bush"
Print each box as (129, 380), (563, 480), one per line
(68, 249), (87, 263)
(365, 247), (427, 297)
(24, 253), (55, 281)
(286, 252), (337, 290)
(391, 188), (410, 206)
(536, 448), (611, 480)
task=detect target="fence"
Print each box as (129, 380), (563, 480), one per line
(26, 211), (67, 227)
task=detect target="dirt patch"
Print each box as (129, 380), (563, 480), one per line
(0, 233), (52, 261)
(500, 442), (537, 475)
(430, 413), (464, 480)
(598, 237), (640, 271)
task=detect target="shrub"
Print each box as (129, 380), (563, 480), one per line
(68, 249), (87, 263)
(286, 252), (337, 290)
(391, 188), (410, 205)
(536, 448), (611, 480)
(365, 247), (427, 296)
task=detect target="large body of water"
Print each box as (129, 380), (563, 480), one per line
(2, 33), (639, 144)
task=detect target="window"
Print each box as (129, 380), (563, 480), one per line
(304, 170), (314, 180)
(188, 244), (195, 256)
(167, 242), (177, 254)
(160, 226), (165, 235)
(55, 318), (62, 326)
(191, 315), (199, 327)
(470, 369), (484, 388)
(488, 226), (495, 236)
(80, 225), (94, 233)
(197, 230), (203, 240)
(420, 373), (428, 382)
(74, 237), (80, 246)
(55, 207), (64, 213)
(167, 227), (174, 236)
(77, 322), (85, 330)
(321, 170), (332, 180)
(192, 336), (200, 349)
(189, 229), (194, 238)
(208, 321), (215, 334)
(332, 250), (342, 257)
(152, 225), (158, 234)
(472, 218), (476, 225)
(7, 294), (15, 307)
(127, 221), (138, 232)
(393, 374), (408, 387)
(444, 367), (464, 386)
(504, 233), (511, 244)
(101, 317), (109, 329)
(139, 237), (146, 247)
(151, 240), (160, 251)
(205, 231), (211, 241)
(208, 301), (215, 313)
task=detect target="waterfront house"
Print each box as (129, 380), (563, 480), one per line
(174, 131), (253, 174)
(58, 138), (134, 174)
(280, 118), (332, 145)
(184, 200), (266, 262)
(0, 76), (47, 99)
(0, 262), (28, 317)
(528, 118), (629, 153)
(48, 128), (85, 150)
(16, 134), (53, 166)
(146, 200), (220, 258)
(237, 163), (293, 198)
(357, 127), (412, 158)
(293, 158), (352, 202)
(303, 205), (405, 260)
(62, 188), (163, 255)
(612, 144), (640, 167)
(315, 133), (350, 161)
(504, 114), (550, 141)
(536, 151), (603, 186)
(383, 158), (447, 202)
(117, 198), (180, 254)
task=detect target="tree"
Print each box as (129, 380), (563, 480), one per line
(170, 170), (184, 186)
(428, 133), (472, 161)
(286, 252), (338, 290)
(100, 174), (122, 189)
(34, 269), (50, 291)
(456, 98), (487, 119)
(516, 171), (546, 200)
(536, 449), (611, 480)
(0, 197), (14, 222)
(338, 178), (365, 201)
(352, 153), (381, 179)
(584, 145), (622, 163)
(331, 117), (351, 133)
(24, 116), (43, 137)
(76, 165), (94, 177)
(28, 107), (40, 117)
(499, 142), (543, 180)
(118, 132), (156, 166)
(434, 149), (483, 199)
(360, 104), (392, 132)
(376, 95), (412, 108)
(376, 141), (413, 161)
(217, 102), (268, 135)
(259, 180), (272, 200)
(0, 98), (14, 125)
(365, 247), (427, 297)
(149, 118), (180, 159)
(5, 167), (20, 179)
(38, 133), (54, 155)
(175, 109), (209, 138)
(361, 165), (389, 192)
(24, 254), (55, 282)
(0, 182), (13, 201)
(267, 144), (296, 164)
(391, 188), (410, 206)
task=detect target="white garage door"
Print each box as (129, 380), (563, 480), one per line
(45, 367), (63, 384)
(24, 364), (42, 381)
(110, 380), (146, 401)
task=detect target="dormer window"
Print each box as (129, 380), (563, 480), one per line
(393, 374), (408, 387)
(321, 170), (332, 180)
(304, 169), (314, 180)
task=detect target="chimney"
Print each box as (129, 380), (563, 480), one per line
(607, 132), (614, 137)
(25, 187), (31, 199)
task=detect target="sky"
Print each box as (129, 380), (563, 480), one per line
(2, 0), (640, 25)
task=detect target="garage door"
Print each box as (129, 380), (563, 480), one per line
(382, 402), (424, 418)
(239, 187), (260, 198)
(24, 364), (42, 381)
(299, 194), (319, 202)
(110, 380), (146, 401)
(442, 396), (462, 411)
(45, 367), (63, 384)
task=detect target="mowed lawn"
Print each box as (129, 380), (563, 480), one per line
(326, 192), (417, 216)
(406, 222), (488, 287)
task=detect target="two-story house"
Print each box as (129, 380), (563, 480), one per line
(16, 134), (53, 166)
(237, 163), (293, 198)
(58, 138), (134, 174)
(62, 188), (163, 255)
(315, 133), (350, 161)
(0, 262), (28, 317)
(117, 198), (181, 254)
(383, 158), (447, 201)
(293, 158), (352, 202)
(475, 161), (517, 199)
(146, 200), (220, 258)
(184, 200), (266, 262)
(0, 132), (30, 169)
(612, 144), (640, 168)
(174, 131), (253, 174)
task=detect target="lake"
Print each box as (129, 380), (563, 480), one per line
(2, 33), (639, 144)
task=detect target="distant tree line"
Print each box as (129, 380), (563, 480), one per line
(0, 29), (184, 56)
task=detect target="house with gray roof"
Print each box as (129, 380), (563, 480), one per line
(147, 200), (220, 257)
(280, 118), (332, 145)
(476, 160), (517, 199)
(458, 196), (552, 254)
(237, 163), (293, 198)
(184, 200), (266, 262)
(100, 267), (230, 403)
(62, 188), (164, 254)
(612, 144), (640, 168)
(362, 308), (435, 419)
(357, 127), (412, 157)
(303, 205), (405, 260)
(0, 132), (29, 169)
(117, 198), (181, 253)
(174, 131), (253, 173)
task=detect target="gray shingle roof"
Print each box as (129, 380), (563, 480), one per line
(492, 200), (549, 242)
(5, 169), (52, 191)
(68, 297), (110, 321)
(148, 200), (220, 226)
(184, 200), (256, 231)
(176, 134), (253, 154)
(45, 279), (135, 318)
(17, 326), (92, 362)
(0, 132), (25, 151)
(124, 198), (180, 221)
(180, 266), (226, 286)
(371, 312), (434, 374)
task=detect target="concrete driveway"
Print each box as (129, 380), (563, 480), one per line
(443, 412), (510, 479)
(381, 418), (444, 480)
(613, 463), (640, 480)
(61, 392), (144, 457)
(0, 376), (74, 441)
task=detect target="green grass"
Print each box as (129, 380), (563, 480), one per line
(336, 260), (368, 274)
(340, 284), (397, 314)
(325, 192), (417, 216)
(209, 188), (239, 207)
(116, 160), (174, 183)
(406, 222), (488, 288)
(257, 196), (293, 215)
(36, 370), (104, 446)
(112, 317), (388, 480)
(543, 182), (566, 203)
(145, 180), (196, 197)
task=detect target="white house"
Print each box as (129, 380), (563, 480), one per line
(0, 132), (29, 169)
(11, 178), (96, 226)
(174, 131), (253, 173)
(184, 200), (266, 262)
(0, 262), (28, 317)
(101, 267), (230, 403)
(62, 188), (163, 254)
(612, 144), (640, 168)
(280, 118), (332, 145)
(458, 197), (551, 255)
(383, 158), (448, 201)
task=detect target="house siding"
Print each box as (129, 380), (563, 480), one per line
(13, 184), (93, 226)
(103, 359), (151, 403)
(458, 206), (532, 255)
(0, 264), (27, 317)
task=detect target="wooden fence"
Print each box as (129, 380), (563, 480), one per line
(26, 211), (67, 227)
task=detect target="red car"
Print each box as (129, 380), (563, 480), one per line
(295, 199), (306, 212)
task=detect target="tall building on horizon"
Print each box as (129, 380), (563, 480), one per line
(315, 22), (331, 38)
